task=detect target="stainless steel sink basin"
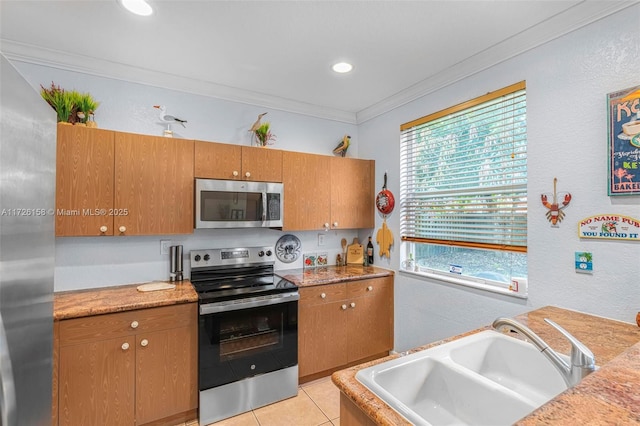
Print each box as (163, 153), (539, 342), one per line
(355, 330), (570, 425)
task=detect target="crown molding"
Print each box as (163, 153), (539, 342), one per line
(0, 39), (358, 125)
(356, 1), (638, 124)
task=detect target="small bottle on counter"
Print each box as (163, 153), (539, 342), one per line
(366, 236), (374, 265)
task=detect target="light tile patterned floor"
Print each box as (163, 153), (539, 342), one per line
(179, 376), (340, 426)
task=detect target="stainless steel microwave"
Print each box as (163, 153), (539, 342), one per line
(195, 179), (283, 229)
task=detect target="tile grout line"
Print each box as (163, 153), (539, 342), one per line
(300, 385), (332, 425)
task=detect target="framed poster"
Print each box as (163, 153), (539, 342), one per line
(608, 85), (640, 196)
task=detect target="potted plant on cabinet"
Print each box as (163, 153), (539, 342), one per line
(253, 121), (276, 147)
(40, 82), (73, 124)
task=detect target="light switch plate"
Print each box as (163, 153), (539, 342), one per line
(318, 233), (325, 246)
(160, 240), (171, 255)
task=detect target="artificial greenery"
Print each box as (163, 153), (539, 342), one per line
(39, 82), (99, 124)
(253, 121), (276, 146)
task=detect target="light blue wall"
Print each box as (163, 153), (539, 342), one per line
(359, 4), (640, 351)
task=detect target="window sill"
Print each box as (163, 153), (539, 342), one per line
(399, 267), (528, 299)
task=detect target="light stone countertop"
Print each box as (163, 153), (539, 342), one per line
(332, 306), (640, 425)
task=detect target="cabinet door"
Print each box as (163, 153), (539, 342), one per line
(55, 124), (115, 236)
(194, 140), (242, 180)
(282, 151), (331, 231)
(58, 337), (135, 426)
(115, 133), (194, 235)
(298, 300), (348, 378)
(330, 157), (375, 230)
(347, 277), (394, 362)
(241, 146), (283, 182)
(135, 324), (198, 425)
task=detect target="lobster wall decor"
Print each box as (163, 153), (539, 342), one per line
(541, 177), (572, 226)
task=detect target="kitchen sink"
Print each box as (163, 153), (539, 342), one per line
(355, 330), (570, 425)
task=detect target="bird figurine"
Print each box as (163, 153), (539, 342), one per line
(154, 105), (187, 127)
(249, 112), (268, 132)
(333, 135), (351, 157)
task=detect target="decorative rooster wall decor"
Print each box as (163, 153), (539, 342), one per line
(541, 177), (572, 226)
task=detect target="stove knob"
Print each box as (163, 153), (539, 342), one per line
(194, 255), (201, 262)
(258, 250), (265, 257)
(204, 254), (210, 261)
(266, 250), (272, 257)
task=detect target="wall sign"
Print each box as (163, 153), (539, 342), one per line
(578, 214), (640, 241)
(607, 85), (640, 196)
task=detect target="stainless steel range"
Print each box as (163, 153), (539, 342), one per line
(190, 246), (299, 425)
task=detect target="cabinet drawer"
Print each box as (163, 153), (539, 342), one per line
(300, 283), (346, 305)
(60, 303), (195, 346)
(347, 277), (393, 298)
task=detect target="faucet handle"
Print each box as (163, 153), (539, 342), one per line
(544, 318), (595, 368)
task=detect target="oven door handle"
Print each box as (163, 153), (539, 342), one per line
(199, 292), (299, 315)
(262, 191), (267, 223)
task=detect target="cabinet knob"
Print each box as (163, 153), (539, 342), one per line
(118, 225), (126, 233)
(130, 321), (139, 329)
(350, 302), (356, 308)
(140, 339), (149, 347)
(233, 170), (239, 177)
(320, 293), (326, 299)
(99, 225), (108, 233)
(333, 221), (339, 228)
(323, 223), (329, 230)
(367, 286), (373, 291)
(341, 304), (347, 310)
(245, 172), (251, 178)
(121, 342), (130, 351)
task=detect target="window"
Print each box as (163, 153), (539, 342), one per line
(400, 82), (527, 297)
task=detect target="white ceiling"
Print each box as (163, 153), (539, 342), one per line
(0, 1), (636, 123)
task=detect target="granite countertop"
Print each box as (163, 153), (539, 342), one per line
(276, 265), (394, 288)
(332, 306), (640, 425)
(54, 280), (198, 320)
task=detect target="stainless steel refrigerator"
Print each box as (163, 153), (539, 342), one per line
(0, 53), (56, 425)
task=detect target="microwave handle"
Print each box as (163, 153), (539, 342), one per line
(262, 192), (267, 223)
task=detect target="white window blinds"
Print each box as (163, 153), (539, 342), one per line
(400, 82), (527, 252)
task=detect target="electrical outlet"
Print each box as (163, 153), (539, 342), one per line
(160, 240), (171, 255)
(318, 233), (325, 246)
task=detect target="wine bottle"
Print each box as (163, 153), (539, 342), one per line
(366, 236), (374, 265)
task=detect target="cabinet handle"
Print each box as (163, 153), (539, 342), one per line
(341, 304), (347, 310)
(140, 339), (149, 347)
(121, 342), (130, 351)
(320, 293), (326, 299)
(99, 225), (108, 233)
(130, 321), (139, 329)
(233, 171), (239, 177)
(367, 286), (373, 291)
(245, 172), (251, 178)
(118, 225), (126, 233)
(350, 302), (356, 308)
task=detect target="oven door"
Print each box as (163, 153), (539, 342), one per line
(198, 293), (298, 391)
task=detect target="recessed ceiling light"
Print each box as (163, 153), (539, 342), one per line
(332, 62), (353, 74)
(118, 0), (153, 16)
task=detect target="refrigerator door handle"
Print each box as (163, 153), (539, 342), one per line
(0, 313), (17, 426)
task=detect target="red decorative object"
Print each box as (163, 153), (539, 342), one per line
(376, 172), (395, 215)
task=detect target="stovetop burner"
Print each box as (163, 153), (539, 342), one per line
(190, 246), (297, 303)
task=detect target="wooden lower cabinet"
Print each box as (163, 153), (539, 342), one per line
(298, 276), (394, 382)
(56, 303), (197, 425)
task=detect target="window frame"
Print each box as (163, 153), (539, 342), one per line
(399, 82), (528, 298)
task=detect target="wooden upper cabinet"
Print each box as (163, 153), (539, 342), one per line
(330, 157), (375, 229)
(283, 151), (375, 231)
(115, 133), (194, 235)
(56, 126), (194, 236)
(56, 124), (115, 236)
(282, 151), (331, 231)
(194, 140), (282, 182)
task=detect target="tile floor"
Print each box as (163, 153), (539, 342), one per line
(180, 376), (341, 426)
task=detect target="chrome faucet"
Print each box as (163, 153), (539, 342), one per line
(492, 317), (597, 387)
